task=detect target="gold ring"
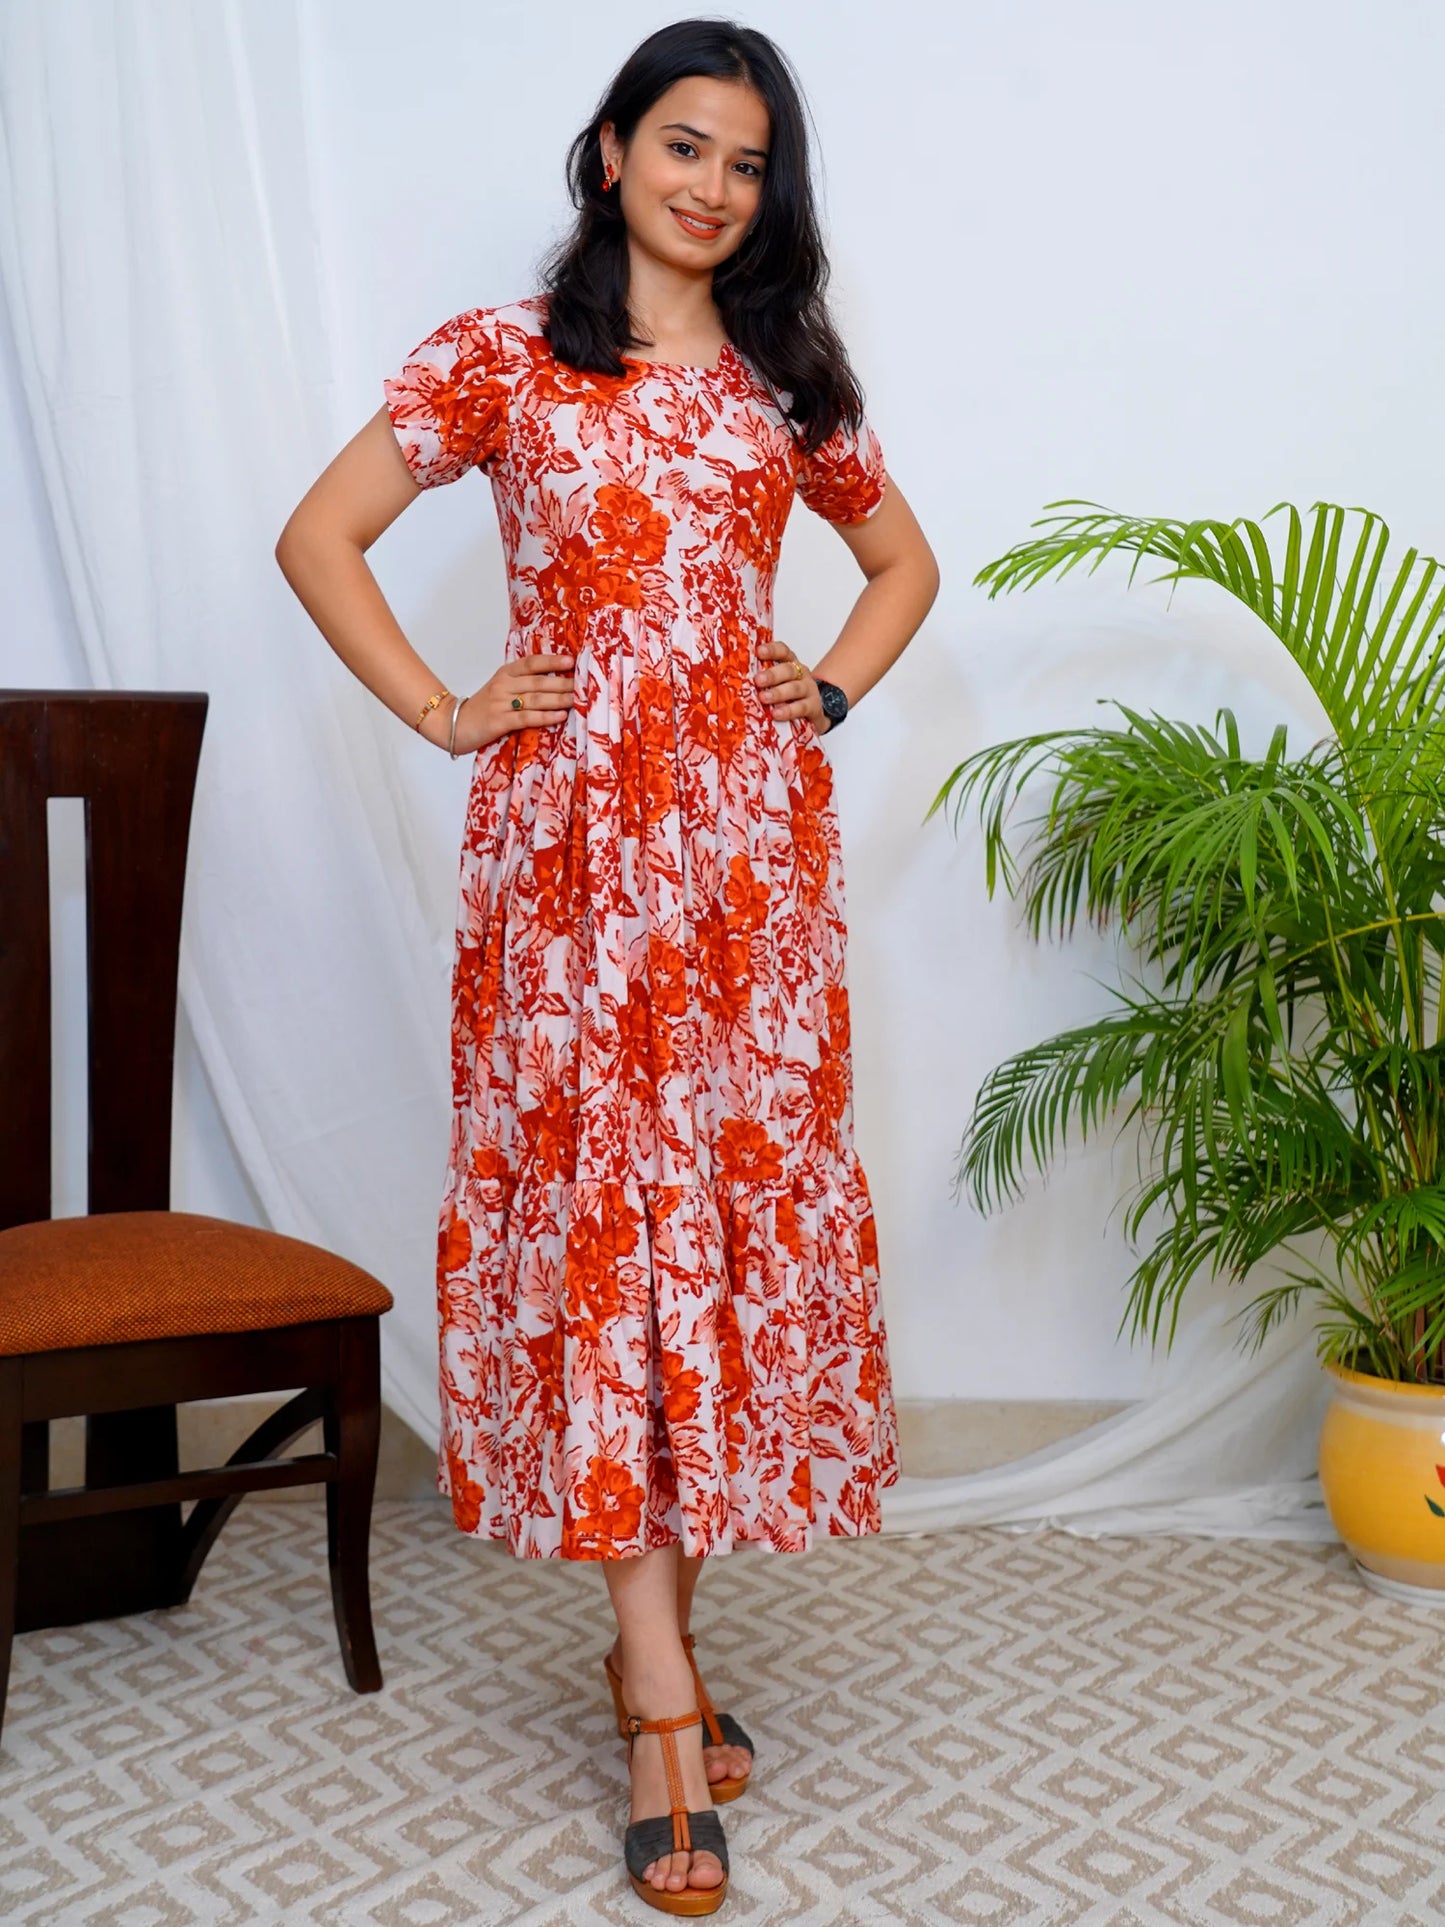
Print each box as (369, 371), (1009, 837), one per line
(511, 697), (522, 710)
(791, 659), (807, 679)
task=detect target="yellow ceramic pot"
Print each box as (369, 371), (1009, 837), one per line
(1318, 1360), (1445, 1604)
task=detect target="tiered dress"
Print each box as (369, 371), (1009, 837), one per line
(384, 294), (899, 1559)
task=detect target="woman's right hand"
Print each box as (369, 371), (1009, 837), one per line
(445, 652), (577, 754)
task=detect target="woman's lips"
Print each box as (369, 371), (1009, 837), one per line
(670, 208), (724, 239)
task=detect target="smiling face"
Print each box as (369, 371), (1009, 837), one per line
(601, 74), (770, 276)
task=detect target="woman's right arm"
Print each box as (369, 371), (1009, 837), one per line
(274, 407), (574, 755)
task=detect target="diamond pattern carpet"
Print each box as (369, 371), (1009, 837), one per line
(2, 1501), (1442, 1925)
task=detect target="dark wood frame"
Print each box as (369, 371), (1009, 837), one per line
(0, 693), (385, 1745)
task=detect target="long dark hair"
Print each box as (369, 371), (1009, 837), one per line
(537, 18), (863, 455)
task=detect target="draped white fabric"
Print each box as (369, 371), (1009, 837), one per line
(0, 0), (1336, 1540)
(886, 1320), (1334, 1543)
(0, 0), (447, 1442)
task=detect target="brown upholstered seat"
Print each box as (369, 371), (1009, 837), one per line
(0, 1213), (394, 1357)
(1, 692), (391, 1746)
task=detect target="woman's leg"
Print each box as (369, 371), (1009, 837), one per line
(606, 1551), (752, 1789)
(676, 1551), (704, 1637)
(605, 1544), (725, 1896)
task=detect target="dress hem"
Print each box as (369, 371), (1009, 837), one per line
(435, 1464), (903, 1562)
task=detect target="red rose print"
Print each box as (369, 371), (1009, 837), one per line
(574, 1455), (647, 1551)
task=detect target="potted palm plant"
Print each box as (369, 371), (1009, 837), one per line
(932, 501), (1445, 1602)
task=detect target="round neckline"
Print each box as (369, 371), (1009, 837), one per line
(622, 339), (738, 378)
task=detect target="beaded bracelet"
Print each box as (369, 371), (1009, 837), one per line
(414, 688), (452, 731)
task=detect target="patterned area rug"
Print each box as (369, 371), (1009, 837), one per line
(2, 1501), (1442, 1925)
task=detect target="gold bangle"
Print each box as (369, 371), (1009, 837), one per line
(414, 688), (452, 731)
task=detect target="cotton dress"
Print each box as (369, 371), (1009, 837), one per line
(385, 294), (900, 1559)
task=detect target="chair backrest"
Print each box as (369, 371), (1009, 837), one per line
(0, 692), (208, 1233)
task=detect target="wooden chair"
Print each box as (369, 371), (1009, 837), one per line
(0, 691), (393, 1745)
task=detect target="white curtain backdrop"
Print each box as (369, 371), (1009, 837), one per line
(0, 0), (1345, 1539)
(0, 0), (449, 1442)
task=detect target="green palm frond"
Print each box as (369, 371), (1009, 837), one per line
(933, 706), (1369, 996)
(958, 1008), (1160, 1212)
(943, 499), (1445, 1384)
(973, 502), (1445, 747)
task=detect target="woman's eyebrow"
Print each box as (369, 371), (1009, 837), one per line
(660, 120), (769, 161)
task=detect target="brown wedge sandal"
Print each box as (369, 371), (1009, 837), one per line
(605, 1641), (754, 1803)
(622, 1708), (730, 1916)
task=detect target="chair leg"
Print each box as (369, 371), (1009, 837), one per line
(0, 1361), (22, 1745)
(174, 1385), (330, 1603)
(20, 1421), (48, 1494)
(323, 1318), (382, 1693)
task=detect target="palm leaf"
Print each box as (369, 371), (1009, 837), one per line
(947, 498), (1445, 1382)
(973, 501), (1445, 747)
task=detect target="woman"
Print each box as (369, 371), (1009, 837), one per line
(277, 17), (938, 1914)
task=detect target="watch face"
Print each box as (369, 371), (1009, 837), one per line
(819, 681), (849, 723)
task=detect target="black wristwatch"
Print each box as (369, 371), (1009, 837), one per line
(815, 679), (849, 732)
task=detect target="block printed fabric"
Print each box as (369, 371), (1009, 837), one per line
(384, 294), (900, 1558)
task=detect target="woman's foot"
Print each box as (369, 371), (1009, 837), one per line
(609, 1637), (752, 1791)
(622, 1650), (727, 1897)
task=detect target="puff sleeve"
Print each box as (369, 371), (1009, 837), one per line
(794, 408), (889, 525)
(383, 308), (512, 488)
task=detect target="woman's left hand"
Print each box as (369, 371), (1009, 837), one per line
(754, 634), (829, 734)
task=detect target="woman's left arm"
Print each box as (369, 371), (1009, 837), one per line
(755, 478), (941, 732)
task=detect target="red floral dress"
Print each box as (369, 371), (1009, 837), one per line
(385, 294), (900, 1559)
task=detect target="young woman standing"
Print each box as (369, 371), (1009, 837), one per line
(277, 18), (938, 1913)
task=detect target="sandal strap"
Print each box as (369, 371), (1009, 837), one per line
(682, 1635), (752, 1760)
(624, 1808), (729, 1881)
(624, 1709), (704, 1739)
(680, 1634), (723, 1749)
(625, 1708), (703, 1854)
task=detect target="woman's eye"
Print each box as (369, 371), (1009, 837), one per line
(666, 140), (761, 179)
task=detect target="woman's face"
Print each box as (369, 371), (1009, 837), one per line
(602, 75), (770, 274)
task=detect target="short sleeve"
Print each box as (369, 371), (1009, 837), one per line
(383, 308), (512, 488)
(794, 409), (889, 525)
